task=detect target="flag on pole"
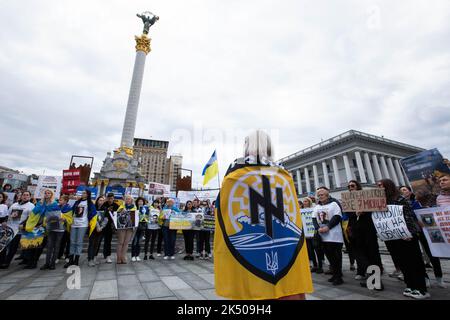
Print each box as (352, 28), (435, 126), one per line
(202, 150), (219, 186)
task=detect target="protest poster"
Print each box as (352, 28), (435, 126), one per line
(46, 210), (64, 232)
(177, 190), (219, 204)
(61, 169), (81, 194)
(110, 210), (139, 229)
(96, 211), (109, 231)
(301, 208), (315, 238)
(147, 182), (171, 197)
(35, 175), (62, 199)
(340, 188), (387, 212)
(125, 187), (140, 199)
(105, 186), (125, 199)
(371, 205), (412, 241)
(191, 212), (204, 230)
(169, 214), (194, 230)
(147, 209), (161, 230)
(4, 192), (16, 207)
(400, 149), (450, 205)
(414, 206), (450, 258)
(75, 186), (98, 199)
(0, 225), (15, 252)
(203, 215), (215, 231)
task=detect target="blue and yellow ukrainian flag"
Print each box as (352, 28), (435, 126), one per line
(202, 150), (219, 186)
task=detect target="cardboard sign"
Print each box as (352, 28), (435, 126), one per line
(341, 188), (387, 212)
(169, 214), (194, 230)
(372, 205), (412, 241)
(301, 208), (315, 238)
(414, 206), (450, 258)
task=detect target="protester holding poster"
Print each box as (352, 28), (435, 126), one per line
(115, 195), (137, 264)
(87, 196), (107, 267)
(400, 186), (446, 289)
(64, 190), (97, 268)
(99, 193), (119, 264)
(143, 199), (163, 260)
(0, 193), (8, 223)
(198, 202), (211, 259)
(160, 199), (179, 260)
(57, 195), (73, 264)
(0, 191), (34, 269)
(131, 197), (150, 262)
(437, 173), (450, 206)
(302, 197), (323, 274)
(377, 179), (429, 299)
(182, 201), (195, 261)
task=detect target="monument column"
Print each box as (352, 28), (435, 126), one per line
(119, 12), (159, 155)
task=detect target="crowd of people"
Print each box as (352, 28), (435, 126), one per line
(0, 170), (449, 300)
(301, 173), (450, 299)
(0, 189), (215, 271)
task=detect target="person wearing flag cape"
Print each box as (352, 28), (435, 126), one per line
(214, 130), (313, 299)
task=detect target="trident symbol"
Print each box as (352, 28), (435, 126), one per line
(266, 251), (279, 275)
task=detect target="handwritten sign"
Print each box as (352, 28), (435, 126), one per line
(372, 205), (412, 241)
(341, 188), (387, 212)
(301, 208), (315, 238)
(414, 206), (450, 258)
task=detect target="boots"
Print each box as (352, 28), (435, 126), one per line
(74, 255), (80, 266)
(64, 255), (73, 268)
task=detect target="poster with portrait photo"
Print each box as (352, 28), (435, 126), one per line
(115, 210), (139, 229)
(74, 205), (85, 218)
(0, 225), (15, 252)
(415, 206), (450, 258)
(317, 210), (329, 227)
(147, 209), (160, 230)
(9, 209), (23, 222)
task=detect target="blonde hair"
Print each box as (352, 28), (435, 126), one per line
(244, 130), (273, 162)
(42, 189), (55, 204)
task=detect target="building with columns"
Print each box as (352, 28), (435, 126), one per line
(278, 130), (424, 198)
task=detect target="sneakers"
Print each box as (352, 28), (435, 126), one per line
(397, 274), (404, 281)
(88, 260), (96, 267)
(131, 257), (137, 262)
(149, 255), (155, 260)
(436, 278), (447, 288)
(55, 259), (59, 264)
(157, 253), (162, 257)
(403, 288), (413, 297)
(170, 256), (175, 260)
(332, 278), (344, 286)
(409, 290), (430, 299)
(144, 255), (148, 261)
(106, 256), (112, 264)
(163, 256), (169, 260)
(355, 275), (366, 280)
(136, 257), (141, 262)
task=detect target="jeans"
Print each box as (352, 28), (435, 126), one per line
(88, 232), (103, 261)
(198, 230), (211, 254)
(46, 232), (63, 266)
(131, 227), (145, 257)
(70, 227), (87, 256)
(182, 230), (195, 255)
(162, 226), (177, 256)
(144, 229), (159, 255)
(323, 242), (343, 279)
(116, 229), (134, 262)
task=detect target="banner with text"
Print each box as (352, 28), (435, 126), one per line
(414, 206), (450, 258)
(372, 205), (412, 241)
(341, 188), (387, 212)
(35, 175), (62, 199)
(301, 208), (315, 238)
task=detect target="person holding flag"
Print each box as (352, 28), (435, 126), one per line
(202, 150), (219, 187)
(214, 130), (313, 300)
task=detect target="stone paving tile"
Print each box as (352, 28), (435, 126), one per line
(182, 263), (212, 274)
(150, 296), (179, 300)
(0, 277), (22, 284)
(154, 267), (176, 276)
(177, 273), (215, 290)
(141, 281), (173, 299)
(198, 273), (215, 285)
(198, 289), (226, 300)
(58, 287), (91, 300)
(26, 279), (62, 288)
(7, 293), (49, 300)
(0, 283), (16, 294)
(96, 270), (116, 281)
(117, 275), (148, 300)
(90, 280), (118, 300)
(160, 276), (191, 290)
(136, 271), (160, 283)
(116, 265), (135, 275)
(173, 288), (206, 300)
(14, 286), (54, 295)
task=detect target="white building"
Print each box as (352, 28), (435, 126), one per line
(278, 130), (424, 198)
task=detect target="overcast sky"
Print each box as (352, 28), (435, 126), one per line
(1, 0), (449, 188)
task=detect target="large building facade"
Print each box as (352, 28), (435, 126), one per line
(279, 130), (425, 198)
(133, 138), (182, 191)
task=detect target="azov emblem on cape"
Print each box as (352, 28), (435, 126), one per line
(218, 167), (304, 284)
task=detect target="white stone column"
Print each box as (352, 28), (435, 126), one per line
(364, 152), (376, 183)
(387, 157), (399, 186)
(332, 158), (341, 188)
(379, 155), (390, 179)
(312, 164), (320, 189)
(394, 159), (406, 186)
(304, 167), (311, 193)
(372, 154), (382, 181)
(321, 161), (330, 189)
(354, 151), (367, 183)
(296, 169), (303, 195)
(343, 154), (353, 183)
